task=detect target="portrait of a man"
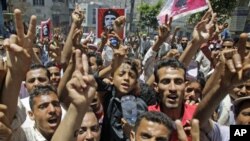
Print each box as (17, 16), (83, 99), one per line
(103, 9), (119, 29)
(97, 8), (125, 38)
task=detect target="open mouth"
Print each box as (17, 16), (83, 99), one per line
(167, 94), (178, 102)
(48, 117), (58, 127)
(121, 83), (130, 89)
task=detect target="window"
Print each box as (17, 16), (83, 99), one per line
(52, 0), (65, 2)
(33, 0), (45, 6)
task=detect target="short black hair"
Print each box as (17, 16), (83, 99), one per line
(45, 61), (58, 69)
(87, 52), (103, 66)
(154, 58), (186, 83)
(112, 58), (139, 78)
(134, 111), (175, 133)
(28, 63), (50, 79)
(234, 99), (250, 117)
(29, 85), (58, 110)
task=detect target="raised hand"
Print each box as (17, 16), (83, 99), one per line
(71, 4), (84, 27)
(211, 33), (250, 94)
(162, 49), (180, 60)
(100, 28), (109, 45)
(113, 16), (126, 37)
(158, 15), (173, 43)
(192, 10), (216, 44)
(176, 119), (200, 141)
(3, 9), (36, 74)
(66, 49), (97, 108)
(72, 28), (88, 53)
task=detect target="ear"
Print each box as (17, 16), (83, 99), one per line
(28, 111), (35, 121)
(130, 130), (136, 141)
(153, 82), (159, 93)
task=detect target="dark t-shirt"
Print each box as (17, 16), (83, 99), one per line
(95, 75), (148, 141)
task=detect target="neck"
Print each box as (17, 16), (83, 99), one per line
(161, 104), (183, 121)
(36, 126), (53, 141)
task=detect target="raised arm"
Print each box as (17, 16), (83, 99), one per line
(57, 54), (75, 109)
(179, 10), (216, 68)
(1, 9), (36, 122)
(170, 27), (180, 47)
(193, 33), (249, 131)
(51, 49), (97, 141)
(61, 5), (83, 69)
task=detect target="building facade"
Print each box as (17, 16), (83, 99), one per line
(6, 0), (70, 34)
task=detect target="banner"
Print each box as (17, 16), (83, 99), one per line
(96, 8), (125, 38)
(40, 18), (52, 41)
(158, 0), (209, 24)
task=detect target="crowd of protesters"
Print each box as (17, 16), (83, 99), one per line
(0, 4), (250, 141)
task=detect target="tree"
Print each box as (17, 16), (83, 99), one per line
(189, 0), (237, 24)
(137, 0), (163, 33)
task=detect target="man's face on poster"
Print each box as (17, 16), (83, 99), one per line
(104, 14), (116, 28)
(43, 25), (49, 36)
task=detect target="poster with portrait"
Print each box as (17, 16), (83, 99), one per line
(40, 18), (52, 41)
(96, 8), (125, 38)
(158, 0), (209, 24)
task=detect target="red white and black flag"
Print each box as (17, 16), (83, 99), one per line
(158, 0), (209, 24)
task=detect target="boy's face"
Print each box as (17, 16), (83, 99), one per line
(113, 63), (137, 95)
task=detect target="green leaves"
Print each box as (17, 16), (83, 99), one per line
(137, 0), (163, 31)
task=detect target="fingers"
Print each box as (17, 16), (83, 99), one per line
(82, 53), (89, 76)
(201, 10), (212, 21)
(226, 59), (236, 73)
(236, 33), (248, 58)
(0, 122), (12, 140)
(233, 53), (242, 69)
(121, 118), (127, 126)
(115, 16), (126, 26)
(196, 19), (208, 30)
(3, 39), (10, 51)
(75, 49), (84, 73)
(14, 9), (25, 44)
(191, 119), (200, 141)
(221, 49), (244, 80)
(208, 13), (216, 29)
(168, 17), (173, 27)
(175, 120), (187, 141)
(27, 15), (37, 40)
(164, 15), (168, 25)
(0, 105), (10, 127)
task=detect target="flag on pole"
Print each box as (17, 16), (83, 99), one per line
(158, 0), (209, 24)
